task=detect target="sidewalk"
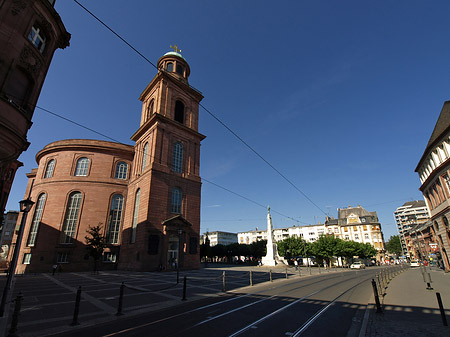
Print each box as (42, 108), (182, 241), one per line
(366, 267), (450, 336)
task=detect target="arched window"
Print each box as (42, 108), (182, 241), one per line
(174, 100), (184, 124)
(27, 193), (46, 246)
(131, 189), (140, 243)
(106, 194), (123, 244)
(443, 216), (449, 230)
(28, 25), (46, 53)
(171, 187), (182, 214)
(166, 62), (174, 72)
(172, 142), (183, 173)
(141, 143), (148, 173)
(115, 161), (128, 180)
(75, 157), (89, 176)
(61, 192), (82, 243)
(44, 159), (55, 178)
(176, 64), (184, 75)
(147, 99), (154, 119)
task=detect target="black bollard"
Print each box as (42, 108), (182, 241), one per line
(269, 270), (273, 282)
(371, 279), (382, 313)
(182, 276), (187, 301)
(222, 271), (226, 292)
(7, 292), (23, 337)
(250, 271), (253, 286)
(285, 268), (288, 279)
(71, 286), (82, 326)
(177, 268), (179, 284)
(116, 282), (124, 316)
(436, 292), (448, 326)
(426, 272), (433, 290)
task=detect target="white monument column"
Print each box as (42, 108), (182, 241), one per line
(262, 206), (285, 266)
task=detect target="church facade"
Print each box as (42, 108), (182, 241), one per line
(14, 50), (205, 273)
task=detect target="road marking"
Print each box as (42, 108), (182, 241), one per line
(228, 290), (321, 337)
(102, 293), (253, 336)
(43, 273), (116, 315)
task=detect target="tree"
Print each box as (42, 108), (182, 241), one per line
(385, 235), (402, 256)
(311, 235), (339, 265)
(85, 224), (107, 272)
(277, 236), (309, 257)
(249, 240), (267, 259)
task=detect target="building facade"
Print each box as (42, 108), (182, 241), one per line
(0, 0), (70, 223)
(238, 205), (385, 261)
(201, 231), (238, 247)
(14, 50), (205, 273)
(394, 200), (430, 257)
(415, 100), (450, 272)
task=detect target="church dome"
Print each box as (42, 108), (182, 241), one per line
(157, 46), (190, 82)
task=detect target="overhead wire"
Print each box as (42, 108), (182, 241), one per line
(3, 91), (305, 226)
(72, 0), (328, 217)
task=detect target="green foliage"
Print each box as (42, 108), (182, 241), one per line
(385, 235), (402, 256)
(311, 235), (339, 263)
(277, 236), (310, 257)
(85, 224), (107, 271)
(249, 240), (267, 258)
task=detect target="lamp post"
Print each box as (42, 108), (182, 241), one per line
(0, 197), (34, 317)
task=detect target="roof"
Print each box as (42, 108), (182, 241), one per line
(400, 200), (426, 208)
(163, 51), (186, 61)
(416, 101), (450, 171)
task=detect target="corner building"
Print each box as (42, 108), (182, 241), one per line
(15, 50), (205, 273)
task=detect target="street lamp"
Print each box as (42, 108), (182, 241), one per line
(0, 197), (34, 317)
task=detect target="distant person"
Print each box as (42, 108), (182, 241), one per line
(294, 259), (298, 271)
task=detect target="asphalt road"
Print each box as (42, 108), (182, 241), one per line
(54, 268), (378, 337)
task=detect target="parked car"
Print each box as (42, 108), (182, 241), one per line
(350, 261), (365, 269)
(410, 260), (421, 267)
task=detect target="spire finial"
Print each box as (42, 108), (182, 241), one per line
(170, 44), (182, 53)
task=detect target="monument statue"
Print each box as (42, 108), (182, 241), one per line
(261, 206), (286, 266)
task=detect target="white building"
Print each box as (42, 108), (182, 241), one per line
(394, 200), (430, 257)
(201, 231), (237, 246)
(238, 205), (385, 261)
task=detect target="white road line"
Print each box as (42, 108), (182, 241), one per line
(43, 273), (116, 315)
(102, 293), (252, 337)
(228, 290), (321, 337)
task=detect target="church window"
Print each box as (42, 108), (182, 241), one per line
(115, 161), (128, 179)
(106, 194), (123, 244)
(103, 252), (116, 263)
(172, 142), (183, 173)
(176, 64), (184, 75)
(148, 235), (159, 254)
(174, 100), (184, 124)
(131, 189), (140, 243)
(75, 157), (89, 176)
(147, 99), (154, 119)
(61, 192), (82, 243)
(142, 143), (148, 173)
(167, 62), (174, 72)
(28, 26), (46, 53)
(44, 159), (55, 178)
(4, 68), (32, 110)
(27, 193), (46, 246)
(23, 253), (32, 264)
(171, 187), (182, 214)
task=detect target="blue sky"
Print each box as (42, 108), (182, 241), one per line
(7, 0), (450, 240)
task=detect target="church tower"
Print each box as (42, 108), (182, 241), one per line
(119, 48), (205, 270)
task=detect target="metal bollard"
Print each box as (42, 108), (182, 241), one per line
(182, 276), (187, 301)
(426, 272), (433, 290)
(436, 292), (448, 326)
(309, 267), (312, 275)
(222, 271), (226, 292)
(371, 279), (382, 313)
(177, 268), (179, 284)
(71, 286), (82, 326)
(285, 268), (288, 279)
(7, 292), (23, 337)
(250, 271), (253, 286)
(318, 265), (321, 274)
(116, 282), (124, 316)
(270, 270), (273, 282)
(298, 267), (301, 277)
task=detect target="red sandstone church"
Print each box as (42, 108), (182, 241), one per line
(14, 50), (205, 273)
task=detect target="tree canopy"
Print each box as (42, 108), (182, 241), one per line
(385, 235), (402, 256)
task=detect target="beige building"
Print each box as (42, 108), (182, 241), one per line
(415, 100), (450, 272)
